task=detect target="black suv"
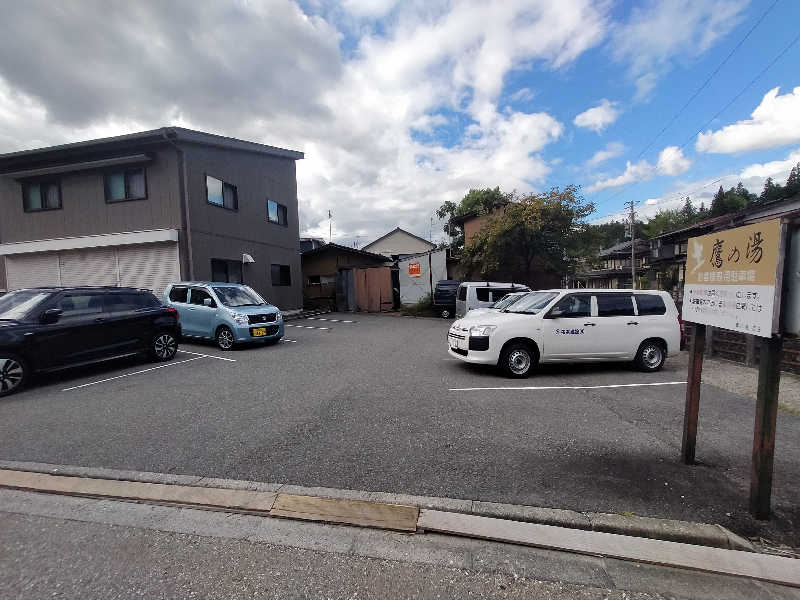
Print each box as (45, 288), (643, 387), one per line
(433, 280), (461, 318)
(0, 287), (180, 397)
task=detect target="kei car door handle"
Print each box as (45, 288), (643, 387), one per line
(583, 322), (596, 326)
(94, 317), (106, 322)
(627, 321), (639, 325)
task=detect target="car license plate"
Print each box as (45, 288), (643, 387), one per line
(251, 327), (267, 337)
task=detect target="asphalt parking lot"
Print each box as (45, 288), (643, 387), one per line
(0, 312), (798, 543)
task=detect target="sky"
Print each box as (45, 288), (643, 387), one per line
(1, 0), (799, 247)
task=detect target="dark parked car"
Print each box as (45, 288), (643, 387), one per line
(0, 287), (180, 397)
(433, 280), (461, 318)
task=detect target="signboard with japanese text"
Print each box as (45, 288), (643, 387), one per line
(408, 261), (421, 278)
(682, 219), (782, 338)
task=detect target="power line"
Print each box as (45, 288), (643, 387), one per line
(589, 178), (721, 222)
(630, 0), (780, 164)
(589, 23), (800, 215)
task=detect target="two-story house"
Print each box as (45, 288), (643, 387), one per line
(0, 127), (303, 309)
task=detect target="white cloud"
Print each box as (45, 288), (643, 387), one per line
(0, 0), (611, 246)
(341, 0), (398, 18)
(593, 147), (800, 223)
(573, 99), (620, 133)
(586, 145), (690, 192)
(656, 145), (691, 176)
(612, 0), (747, 100)
(510, 87), (536, 103)
(587, 141), (625, 165)
(586, 159), (652, 192)
(696, 87), (800, 154)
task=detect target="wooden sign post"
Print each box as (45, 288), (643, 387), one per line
(681, 218), (787, 519)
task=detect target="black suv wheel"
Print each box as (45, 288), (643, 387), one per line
(151, 332), (178, 361)
(0, 354), (27, 397)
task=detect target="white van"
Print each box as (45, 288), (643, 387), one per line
(455, 282), (530, 318)
(448, 289), (680, 377)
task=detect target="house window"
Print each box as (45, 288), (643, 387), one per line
(105, 168), (146, 202)
(267, 199), (288, 226)
(210, 259), (243, 284)
(23, 181), (61, 212)
(308, 275), (321, 285)
(206, 175), (238, 210)
(271, 264), (291, 286)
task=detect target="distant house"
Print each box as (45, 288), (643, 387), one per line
(449, 205), (507, 248)
(300, 243), (389, 310)
(362, 227), (435, 259)
(576, 239), (651, 289)
(0, 126), (304, 308)
(298, 237), (326, 253)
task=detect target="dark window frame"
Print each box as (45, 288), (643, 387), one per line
(104, 167), (148, 203)
(168, 286), (189, 303)
(271, 264), (291, 287)
(205, 173), (238, 211)
(550, 293), (592, 318)
(22, 179), (62, 213)
(210, 258), (243, 284)
(634, 293), (667, 316)
(595, 293), (635, 317)
(267, 199), (288, 227)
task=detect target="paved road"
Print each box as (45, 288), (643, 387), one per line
(0, 313), (798, 544)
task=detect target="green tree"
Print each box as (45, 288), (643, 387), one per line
(680, 196), (696, 222)
(642, 209), (687, 238)
(785, 162), (800, 196)
(710, 186), (726, 217)
(459, 185), (594, 286)
(758, 177), (783, 205)
(436, 187), (509, 251)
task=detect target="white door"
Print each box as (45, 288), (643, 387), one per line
(592, 293), (638, 359)
(117, 243), (181, 298)
(5, 253), (61, 290)
(541, 293), (598, 360)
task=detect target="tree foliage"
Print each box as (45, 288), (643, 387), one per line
(459, 185), (594, 286)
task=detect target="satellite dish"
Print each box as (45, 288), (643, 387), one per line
(242, 253), (255, 264)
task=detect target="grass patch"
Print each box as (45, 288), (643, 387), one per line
(401, 294), (437, 318)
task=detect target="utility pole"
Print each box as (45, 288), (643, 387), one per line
(626, 200), (636, 290)
(328, 210), (332, 243)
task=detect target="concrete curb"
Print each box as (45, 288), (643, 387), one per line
(0, 459), (753, 552)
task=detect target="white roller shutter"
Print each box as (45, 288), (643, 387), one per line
(5, 253), (61, 290)
(59, 247), (119, 287)
(117, 243), (181, 298)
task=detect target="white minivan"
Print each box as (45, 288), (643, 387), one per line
(448, 289), (680, 377)
(455, 282), (530, 318)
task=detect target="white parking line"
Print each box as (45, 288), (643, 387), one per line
(305, 317), (356, 323)
(62, 357), (205, 391)
(449, 381), (687, 392)
(285, 324), (330, 330)
(281, 338), (298, 343)
(177, 349), (237, 362)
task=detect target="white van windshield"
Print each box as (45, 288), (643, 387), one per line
(505, 291), (558, 314)
(492, 292), (528, 310)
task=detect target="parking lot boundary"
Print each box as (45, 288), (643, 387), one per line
(0, 466), (796, 588)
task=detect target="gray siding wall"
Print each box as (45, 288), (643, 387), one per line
(181, 143), (302, 310)
(0, 147), (183, 244)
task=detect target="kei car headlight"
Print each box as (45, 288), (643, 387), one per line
(231, 312), (249, 325)
(275, 312), (283, 321)
(469, 325), (497, 337)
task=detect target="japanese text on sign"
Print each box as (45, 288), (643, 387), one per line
(682, 219), (781, 338)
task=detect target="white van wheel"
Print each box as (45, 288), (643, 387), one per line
(500, 343), (536, 378)
(635, 340), (665, 372)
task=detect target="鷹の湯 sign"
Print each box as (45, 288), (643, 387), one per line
(682, 219), (782, 338)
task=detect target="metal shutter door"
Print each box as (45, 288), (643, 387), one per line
(117, 242), (180, 298)
(5, 253), (61, 290)
(59, 248), (118, 287)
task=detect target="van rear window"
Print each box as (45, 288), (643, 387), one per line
(457, 286), (467, 301)
(596, 294), (634, 317)
(475, 288), (491, 301)
(634, 294), (666, 316)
